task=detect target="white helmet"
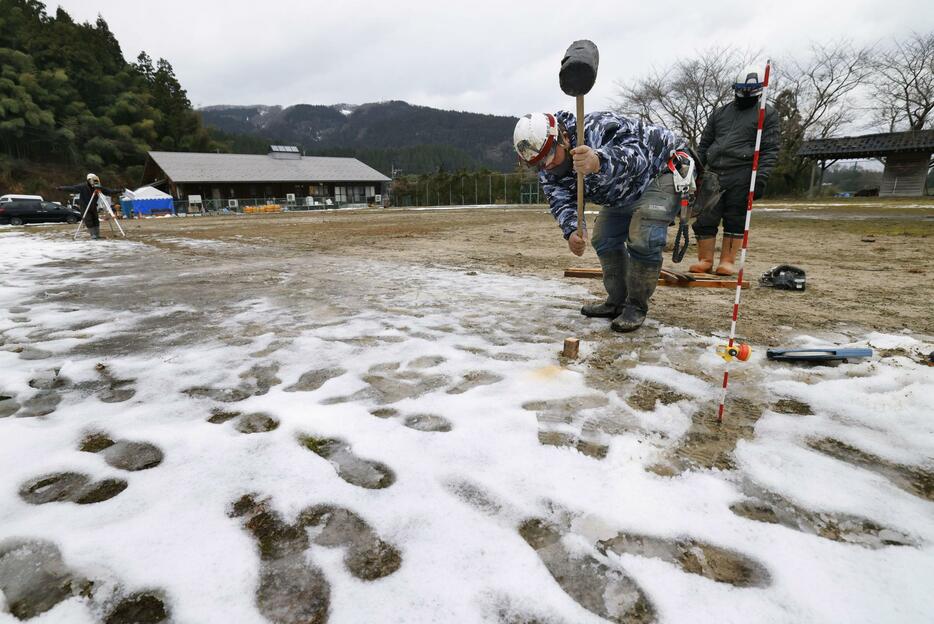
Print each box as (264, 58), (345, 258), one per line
(734, 64), (764, 98)
(513, 113), (559, 166)
(86, 173), (101, 187)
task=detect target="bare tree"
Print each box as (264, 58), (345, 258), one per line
(612, 46), (758, 148)
(785, 40), (874, 140)
(871, 32), (934, 131)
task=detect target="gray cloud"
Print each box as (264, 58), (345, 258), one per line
(53, 0), (934, 117)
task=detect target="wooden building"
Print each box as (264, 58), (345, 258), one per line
(141, 146), (390, 206)
(798, 130), (934, 197)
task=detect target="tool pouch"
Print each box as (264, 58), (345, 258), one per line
(691, 169), (723, 220)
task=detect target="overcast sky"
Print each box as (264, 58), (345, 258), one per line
(52, 0), (933, 119)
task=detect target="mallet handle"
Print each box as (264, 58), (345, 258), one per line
(576, 95), (585, 239)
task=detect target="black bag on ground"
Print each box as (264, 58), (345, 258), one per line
(759, 265), (806, 291)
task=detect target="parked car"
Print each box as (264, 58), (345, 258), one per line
(0, 199), (81, 225)
(0, 194), (44, 203)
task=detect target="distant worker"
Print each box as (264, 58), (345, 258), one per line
(513, 110), (689, 332)
(57, 174), (120, 240)
(690, 64), (780, 274)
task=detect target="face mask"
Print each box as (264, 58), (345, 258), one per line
(734, 93), (759, 109)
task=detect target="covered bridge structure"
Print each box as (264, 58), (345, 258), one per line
(798, 129), (934, 197)
(142, 146), (390, 208)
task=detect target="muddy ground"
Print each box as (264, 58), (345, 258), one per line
(5, 200), (933, 622)
(78, 199), (933, 345)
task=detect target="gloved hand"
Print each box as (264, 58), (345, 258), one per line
(570, 146), (601, 175)
(567, 230), (586, 256)
(754, 177), (766, 200)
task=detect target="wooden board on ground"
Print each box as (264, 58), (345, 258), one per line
(563, 267), (749, 288)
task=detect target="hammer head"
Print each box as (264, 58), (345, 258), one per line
(559, 40), (599, 96)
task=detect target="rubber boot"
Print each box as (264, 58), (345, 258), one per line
(688, 237), (715, 273)
(581, 250), (628, 318)
(88, 226), (101, 240)
(715, 236), (741, 275)
(610, 259), (661, 333)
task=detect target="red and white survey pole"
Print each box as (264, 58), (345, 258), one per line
(716, 59), (771, 423)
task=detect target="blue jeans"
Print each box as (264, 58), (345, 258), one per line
(591, 172), (680, 264)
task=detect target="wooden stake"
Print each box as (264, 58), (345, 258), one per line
(562, 338), (580, 359)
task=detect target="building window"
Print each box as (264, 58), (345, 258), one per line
(335, 186), (346, 202)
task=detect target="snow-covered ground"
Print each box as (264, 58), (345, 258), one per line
(1, 232), (932, 624)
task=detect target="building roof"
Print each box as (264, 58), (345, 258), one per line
(147, 151), (390, 184)
(798, 129), (934, 160)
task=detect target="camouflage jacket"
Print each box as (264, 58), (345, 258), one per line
(540, 110), (681, 239)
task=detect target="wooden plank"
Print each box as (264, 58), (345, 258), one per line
(564, 267), (748, 288)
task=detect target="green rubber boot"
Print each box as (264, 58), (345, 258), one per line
(581, 250), (628, 318)
(610, 259), (661, 332)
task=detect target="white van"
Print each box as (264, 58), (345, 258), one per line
(0, 194), (44, 203)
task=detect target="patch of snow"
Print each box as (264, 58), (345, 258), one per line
(1, 231), (932, 624)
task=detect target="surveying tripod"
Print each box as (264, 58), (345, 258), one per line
(73, 189), (126, 240)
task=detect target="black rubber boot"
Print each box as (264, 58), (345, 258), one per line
(611, 259), (661, 332)
(88, 226), (101, 240)
(581, 250), (628, 318)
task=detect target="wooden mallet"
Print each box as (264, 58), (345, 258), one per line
(559, 40), (599, 240)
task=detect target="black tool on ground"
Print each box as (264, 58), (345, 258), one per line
(559, 40), (599, 241)
(766, 348), (872, 363)
(759, 265), (805, 291)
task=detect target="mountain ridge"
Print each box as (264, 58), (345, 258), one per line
(197, 101), (519, 174)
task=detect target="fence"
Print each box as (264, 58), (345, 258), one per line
(389, 173), (546, 208)
(169, 196), (371, 215)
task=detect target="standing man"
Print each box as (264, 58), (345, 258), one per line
(690, 64), (780, 274)
(57, 174), (120, 240)
(513, 111), (687, 332)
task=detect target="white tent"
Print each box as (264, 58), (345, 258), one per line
(123, 186), (173, 201)
(122, 186), (175, 216)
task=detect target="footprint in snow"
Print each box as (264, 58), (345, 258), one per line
(17, 433), (164, 506)
(208, 408), (280, 434)
(18, 472), (128, 505)
(0, 538), (170, 623)
(807, 437), (934, 502)
(299, 435), (395, 489)
(443, 479), (653, 623)
(370, 407), (452, 433)
(730, 481), (918, 549)
(12, 362), (137, 418)
(185, 362), (282, 403)
(229, 494), (401, 624)
(522, 395), (611, 459)
(596, 533), (771, 588)
(79, 432), (164, 471)
(284, 367), (346, 392)
(322, 360), (449, 406)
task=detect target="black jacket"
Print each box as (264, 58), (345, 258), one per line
(698, 99), (780, 184)
(58, 182), (119, 226)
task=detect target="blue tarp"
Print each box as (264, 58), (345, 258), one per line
(127, 198), (175, 216)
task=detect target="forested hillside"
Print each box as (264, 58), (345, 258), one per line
(0, 0), (222, 193)
(200, 101), (519, 174)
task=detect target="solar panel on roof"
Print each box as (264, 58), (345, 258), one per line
(269, 145), (299, 153)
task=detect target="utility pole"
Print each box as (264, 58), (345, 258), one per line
(489, 176), (492, 205)
(475, 177), (478, 205)
(503, 173), (507, 204)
